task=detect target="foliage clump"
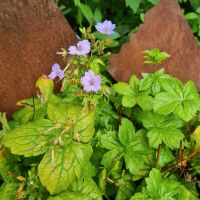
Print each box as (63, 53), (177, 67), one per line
(0, 21), (200, 200)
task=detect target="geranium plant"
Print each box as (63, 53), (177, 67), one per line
(0, 20), (200, 200)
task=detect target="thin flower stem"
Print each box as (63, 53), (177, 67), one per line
(63, 62), (71, 72)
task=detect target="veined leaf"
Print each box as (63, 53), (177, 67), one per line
(124, 129), (155, 178)
(48, 103), (95, 142)
(118, 118), (135, 146)
(115, 176), (135, 200)
(2, 119), (55, 157)
(48, 191), (88, 200)
(114, 82), (134, 96)
(136, 111), (184, 148)
(154, 80), (200, 121)
(101, 147), (123, 170)
(157, 147), (175, 168)
(140, 68), (171, 96)
(71, 177), (102, 200)
(38, 142), (92, 194)
(131, 168), (198, 199)
(100, 131), (124, 170)
(101, 119), (154, 178)
(114, 76), (153, 110)
(191, 126), (200, 148)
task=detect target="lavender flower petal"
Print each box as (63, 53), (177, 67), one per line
(48, 71), (57, 80)
(52, 63), (61, 72)
(48, 63), (65, 80)
(68, 40), (91, 56)
(95, 20), (116, 35)
(68, 46), (77, 55)
(81, 70), (102, 92)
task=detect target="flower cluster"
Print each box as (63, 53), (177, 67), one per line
(48, 19), (115, 92)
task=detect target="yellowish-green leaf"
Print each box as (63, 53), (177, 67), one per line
(38, 142), (92, 194)
(2, 119), (54, 157)
(191, 126), (200, 148)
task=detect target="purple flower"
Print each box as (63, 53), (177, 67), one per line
(81, 70), (102, 92)
(68, 40), (91, 56)
(95, 20), (116, 35)
(48, 63), (65, 80)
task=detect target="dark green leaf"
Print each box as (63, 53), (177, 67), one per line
(125, 0), (143, 13)
(79, 3), (93, 23)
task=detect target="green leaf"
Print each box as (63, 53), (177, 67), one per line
(100, 131), (123, 170)
(136, 111), (184, 148)
(154, 80), (200, 121)
(118, 118), (135, 146)
(131, 168), (198, 199)
(130, 193), (145, 200)
(115, 176), (135, 200)
(48, 103), (95, 142)
(2, 119), (54, 157)
(93, 8), (102, 23)
(101, 148), (123, 170)
(75, 107), (95, 143)
(115, 77), (153, 109)
(154, 92), (179, 114)
(122, 95), (137, 107)
(100, 131), (122, 149)
(143, 48), (170, 64)
(134, 169), (178, 199)
(0, 182), (18, 200)
(0, 113), (10, 131)
(147, 0), (160, 5)
(98, 168), (106, 193)
(79, 3), (93, 23)
(13, 98), (47, 124)
(38, 142), (92, 194)
(189, 0), (200, 10)
(124, 130), (155, 178)
(191, 126), (200, 148)
(137, 94), (153, 110)
(148, 127), (183, 149)
(125, 0), (143, 13)
(157, 147), (175, 167)
(48, 191), (88, 200)
(129, 75), (140, 92)
(140, 69), (171, 96)
(185, 12), (199, 20)
(114, 82), (134, 96)
(70, 177), (102, 200)
(47, 102), (76, 124)
(94, 31), (120, 40)
(36, 76), (54, 103)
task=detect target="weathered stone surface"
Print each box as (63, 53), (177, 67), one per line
(108, 0), (200, 90)
(0, 0), (77, 117)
